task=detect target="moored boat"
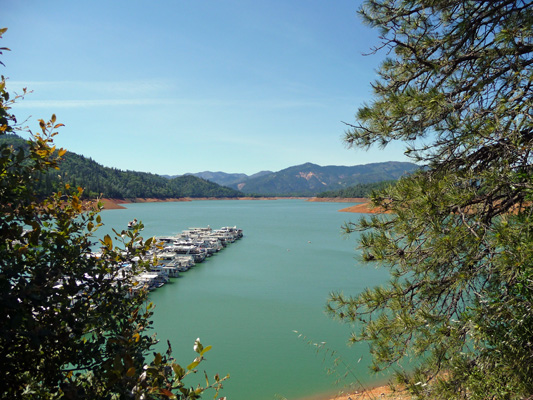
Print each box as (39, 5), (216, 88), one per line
(139, 225), (242, 291)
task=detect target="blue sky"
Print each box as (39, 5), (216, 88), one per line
(3, 0), (409, 175)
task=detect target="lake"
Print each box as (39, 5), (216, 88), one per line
(98, 199), (390, 400)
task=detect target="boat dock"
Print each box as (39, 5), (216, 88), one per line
(131, 226), (243, 291)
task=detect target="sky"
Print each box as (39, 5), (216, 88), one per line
(3, 0), (410, 176)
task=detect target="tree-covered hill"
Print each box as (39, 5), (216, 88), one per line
(0, 134), (243, 199)
(230, 161), (419, 196)
(316, 180), (396, 198)
(183, 170), (273, 186)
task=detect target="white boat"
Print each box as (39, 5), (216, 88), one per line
(135, 272), (169, 290)
(145, 226), (242, 288)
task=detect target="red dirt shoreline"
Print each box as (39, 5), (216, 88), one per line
(298, 383), (409, 400)
(95, 197), (292, 210)
(307, 197), (368, 203)
(309, 197), (388, 213)
(94, 197), (380, 213)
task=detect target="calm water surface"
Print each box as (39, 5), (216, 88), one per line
(98, 199), (390, 400)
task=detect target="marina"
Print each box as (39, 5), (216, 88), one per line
(132, 225), (243, 291)
(97, 199), (390, 400)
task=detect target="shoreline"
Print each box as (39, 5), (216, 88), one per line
(307, 197), (368, 203)
(95, 197), (378, 213)
(298, 382), (409, 400)
(309, 197), (389, 214)
(95, 197), (305, 210)
(93, 195), (396, 400)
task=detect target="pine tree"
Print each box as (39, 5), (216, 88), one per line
(328, 1), (533, 398)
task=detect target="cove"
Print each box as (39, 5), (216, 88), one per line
(98, 199), (390, 400)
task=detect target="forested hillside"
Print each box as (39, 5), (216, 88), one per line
(184, 170), (273, 186)
(316, 180), (396, 198)
(0, 135), (242, 199)
(230, 162), (418, 195)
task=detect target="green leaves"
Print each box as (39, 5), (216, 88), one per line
(187, 358), (202, 371)
(0, 28), (8, 68)
(335, 0), (533, 398)
(193, 337), (212, 356)
(0, 32), (228, 399)
(172, 363), (186, 380)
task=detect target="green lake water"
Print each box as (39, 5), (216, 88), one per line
(98, 199), (390, 400)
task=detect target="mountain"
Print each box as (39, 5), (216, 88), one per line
(2, 134), (418, 198)
(316, 180), (397, 198)
(228, 162), (419, 196)
(0, 134), (243, 199)
(162, 170), (273, 186)
(186, 171), (249, 186)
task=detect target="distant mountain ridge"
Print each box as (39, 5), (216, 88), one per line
(183, 161), (419, 196)
(0, 134), (243, 199)
(3, 134), (417, 198)
(160, 171), (245, 185)
(183, 170), (272, 186)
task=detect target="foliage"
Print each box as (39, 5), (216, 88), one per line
(0, 134), (242, 200)
(328, 1), (533, 399)
(0, 28), (227, 399)
(316, 180), (396, 198)
(0, 133), (417, 199)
